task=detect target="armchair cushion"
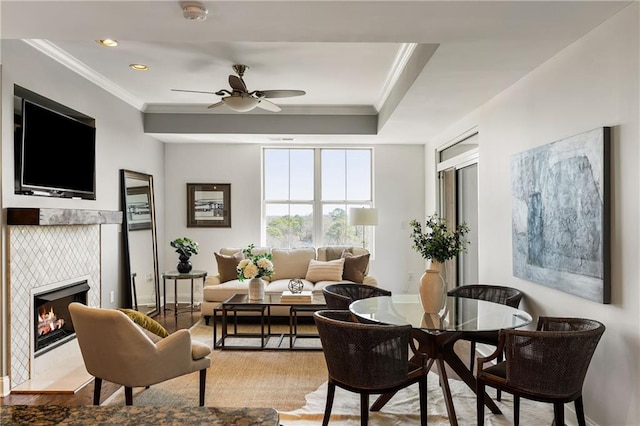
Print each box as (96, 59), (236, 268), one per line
(215, 251), (243, 283)
(118, 308), (168, 338)
(191, 340), (212, 360)
(341, 252), (370, 283)
(305, 258), (345, 283)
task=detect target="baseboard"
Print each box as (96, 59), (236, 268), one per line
(1, 374), (11, 397)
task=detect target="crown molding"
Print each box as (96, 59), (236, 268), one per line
(374, 43), (417, 112)
(22, 39), (145, 111)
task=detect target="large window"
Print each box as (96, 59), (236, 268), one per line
(263, 148), (373, 249)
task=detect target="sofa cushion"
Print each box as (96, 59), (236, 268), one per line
(324, 246), (353, 261)
(270, 248), (316, 281)
(118, 308), (169, 338)
(265, 279), (314, 293)
(215, 251), (243, 283)
(341, 251), (370, 283)
(305, 258), (345, 283)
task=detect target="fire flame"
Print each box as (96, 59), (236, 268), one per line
(37, 305), (65, 336)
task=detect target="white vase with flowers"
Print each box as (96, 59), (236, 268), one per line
(236, 244), (275, 300)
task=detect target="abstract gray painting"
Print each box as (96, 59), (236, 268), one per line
(511, 127), (610, 303)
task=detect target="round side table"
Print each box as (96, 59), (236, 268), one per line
(162, 270), (208, 317)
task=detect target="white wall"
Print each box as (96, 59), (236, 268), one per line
(163, 143), (427, 297)
(430, 4), (639, 425)
(0, 40), (165, 389)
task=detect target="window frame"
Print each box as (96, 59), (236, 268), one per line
(262, 147), (374, 249)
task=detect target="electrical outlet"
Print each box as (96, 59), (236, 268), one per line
(110, 291), (115, 303)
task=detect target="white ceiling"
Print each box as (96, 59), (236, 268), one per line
(0, 1), (632, 144)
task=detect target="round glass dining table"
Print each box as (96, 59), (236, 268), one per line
(349, 294), (532, 332)
(350, 294), (533, 426)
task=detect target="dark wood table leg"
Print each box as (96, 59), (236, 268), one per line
(441, 337), (502, 415)
(436, 357), (459, 426)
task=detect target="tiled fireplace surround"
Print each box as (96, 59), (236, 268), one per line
(9, 225), (102, 388)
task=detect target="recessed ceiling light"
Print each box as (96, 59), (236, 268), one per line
(98, 39), (118, 47)
(182, 2), (208, 20)
(129, 64), (149, 71)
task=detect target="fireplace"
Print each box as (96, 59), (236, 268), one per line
(33, 280), (89, 357)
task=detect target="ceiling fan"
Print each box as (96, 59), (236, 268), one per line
(171, 64), (306, 112)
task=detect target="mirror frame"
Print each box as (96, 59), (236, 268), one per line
(120, 169), (160, 316)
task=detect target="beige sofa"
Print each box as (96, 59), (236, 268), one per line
(201, 246), (377, 323)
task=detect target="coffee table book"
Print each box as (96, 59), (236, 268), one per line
(281, 290), (313, 303)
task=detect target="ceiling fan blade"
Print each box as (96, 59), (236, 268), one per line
(228, 75), (247, 92)
(256, 90), (306, 99)
(207, 101), (225, 109)
(171, 89), (217, 95)
(256, 99), (281, 112)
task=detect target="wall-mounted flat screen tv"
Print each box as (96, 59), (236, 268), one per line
(15, 96), (96, 200)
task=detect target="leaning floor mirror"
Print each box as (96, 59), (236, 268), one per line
(120, 169), (160, 316)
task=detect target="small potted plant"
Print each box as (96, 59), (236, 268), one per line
(170, 237), (200, 273)
(409, 214), (469, 312)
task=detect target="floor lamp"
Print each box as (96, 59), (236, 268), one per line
(349, 207), (378, 249)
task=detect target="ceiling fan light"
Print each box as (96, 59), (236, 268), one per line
(223, 95), (259, 112)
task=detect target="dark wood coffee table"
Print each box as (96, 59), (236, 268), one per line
(213, 293), (326, 350)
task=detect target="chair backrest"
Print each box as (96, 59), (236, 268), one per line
(314, 310), (412, 390)
(322, 283), (392, 310)
(447, 284), (524, 308)
(68, 302), (157, 382)
(503, 316), (605, 397)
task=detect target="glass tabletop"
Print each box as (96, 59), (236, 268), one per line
(223, 293), (327, 306)
(350, 294), (532, 332)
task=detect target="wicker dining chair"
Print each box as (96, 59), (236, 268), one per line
(476, 316), (605, 426)
(322, 283), (392, 310)
(314, 310), (429, 426)
(447, 285), (524, 371)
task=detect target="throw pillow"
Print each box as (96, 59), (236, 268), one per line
(305, 258), (345, 283)
(325, 246), (353, 261)
(215, 251), (243, 282)
(341, 251), (370, 283)
(118, 308), (169, 338)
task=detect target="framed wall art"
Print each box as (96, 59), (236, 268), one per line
(511, 127), (610, 303)
(187, 183), (231, 228)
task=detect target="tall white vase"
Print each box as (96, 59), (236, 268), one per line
(248, 277), (265, 300)
(419, 261), (446, 313)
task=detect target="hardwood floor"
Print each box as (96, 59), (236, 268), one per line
(0, 308), (202, 406)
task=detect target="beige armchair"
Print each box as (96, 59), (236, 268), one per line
(69, 302), (211, 406)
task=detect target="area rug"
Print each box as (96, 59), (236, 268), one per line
(103, 320), (556, 425)
(102, 319), (327, 411)
(279, 376), (555, 425)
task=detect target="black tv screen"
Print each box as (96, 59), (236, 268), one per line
(19, 99), (96, 199)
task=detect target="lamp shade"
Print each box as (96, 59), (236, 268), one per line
(223, 94), (259, 112)
(349, 207), (378, 226)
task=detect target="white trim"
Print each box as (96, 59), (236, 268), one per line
(0, 375), (10, 397)
(22, 39), (145, 111)
(374, 43), (417, 112)
(437, 126), (479, 152)
(437, 148), (478, 172)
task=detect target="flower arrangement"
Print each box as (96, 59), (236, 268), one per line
(237, 244), (275, 281)
(170, 237), (200, 259)
(409, 214), (470, 263)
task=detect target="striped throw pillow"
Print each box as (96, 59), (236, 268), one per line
(305, 258), (345, 283)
